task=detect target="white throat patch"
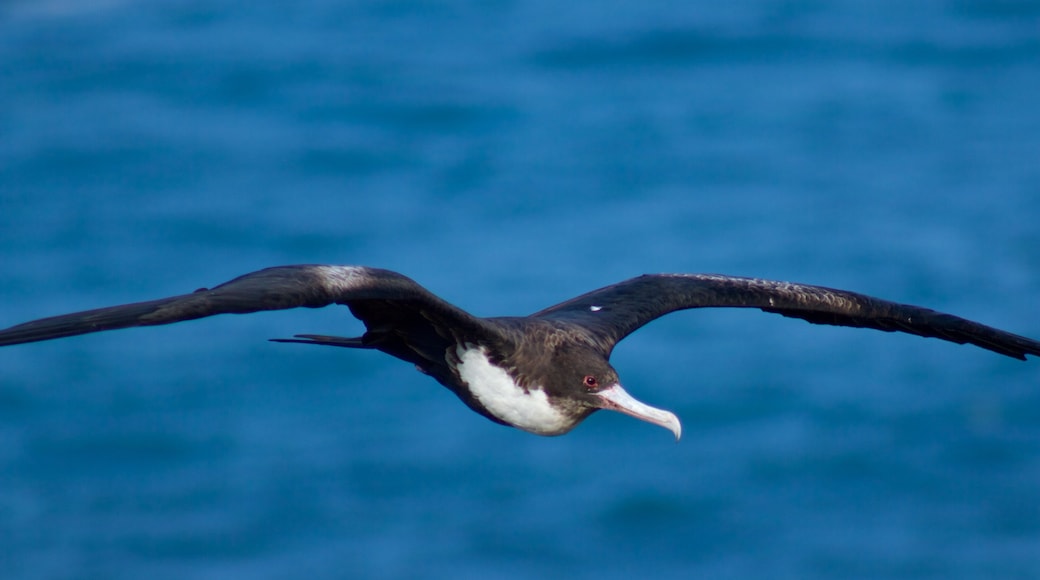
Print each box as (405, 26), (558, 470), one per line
(455, 345), (570, 436)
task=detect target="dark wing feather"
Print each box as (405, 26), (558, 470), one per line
(531, 274), (1040, 360)
(0, 265), (489, 348)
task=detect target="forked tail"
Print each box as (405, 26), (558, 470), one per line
(269, 334), (374, 348)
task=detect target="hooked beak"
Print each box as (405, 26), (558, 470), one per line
(593, 384), (682, 441)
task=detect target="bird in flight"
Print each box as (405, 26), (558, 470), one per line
(1, 265), (1038, 440)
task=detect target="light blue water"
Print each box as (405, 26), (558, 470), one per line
(1, 1), (1039, 578)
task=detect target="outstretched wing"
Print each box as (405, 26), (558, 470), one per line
(0, 265), (487, 348)
(531, 274), (1040, 360)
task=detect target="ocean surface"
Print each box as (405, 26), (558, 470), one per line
(2, 1), (1039, 578)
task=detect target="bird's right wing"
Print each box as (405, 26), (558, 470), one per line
(0, 265), (488, 347)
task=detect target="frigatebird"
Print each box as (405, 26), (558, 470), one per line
(1, 265), (1038, 440)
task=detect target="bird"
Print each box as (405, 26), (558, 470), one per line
(1, 265), (1038, 440)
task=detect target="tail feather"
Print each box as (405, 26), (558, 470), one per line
(269, 334), (373, 349)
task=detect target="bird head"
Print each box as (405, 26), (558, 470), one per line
(540, 346), (682, 440)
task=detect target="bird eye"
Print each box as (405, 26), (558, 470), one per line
(583, 375), (598, 390)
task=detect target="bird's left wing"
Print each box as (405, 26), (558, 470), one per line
(531, 274), (1040, 360)
(0, 265), (485, 346)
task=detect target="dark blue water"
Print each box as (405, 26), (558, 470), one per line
(2, 1), (1039, 578)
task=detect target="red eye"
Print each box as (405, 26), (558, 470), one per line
(583, 375), (598, 390)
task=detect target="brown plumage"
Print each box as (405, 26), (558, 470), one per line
(1, 265), (1037, 438)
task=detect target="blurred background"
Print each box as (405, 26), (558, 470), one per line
(1, 1), (1039, 578)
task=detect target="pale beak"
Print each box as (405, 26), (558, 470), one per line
(593, 384), (682, 441)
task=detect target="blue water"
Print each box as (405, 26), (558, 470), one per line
(2, 1), (1040, 578)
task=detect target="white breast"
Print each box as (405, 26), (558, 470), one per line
(454, 345), (570, 436)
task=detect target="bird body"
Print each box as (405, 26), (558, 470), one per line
(455, 344), (572, 436)
(1, 265), (1038, 440)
